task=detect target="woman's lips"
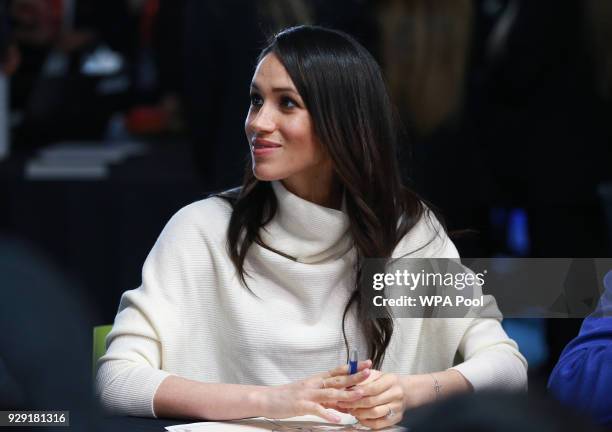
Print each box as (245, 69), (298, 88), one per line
(252, 139), (281, 156)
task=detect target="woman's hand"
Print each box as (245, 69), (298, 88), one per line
(256, 360), (372, 423)
(336, 369), (409, 429)
(338, 369), (472, 429)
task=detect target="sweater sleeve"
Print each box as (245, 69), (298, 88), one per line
(395, 210), (528, 391)
(450, 319), (528, 391)
(436, 222), (528, 391)
(95, 202), (216, 417)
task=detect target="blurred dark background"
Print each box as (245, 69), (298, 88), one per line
(0, 0), (611, 428)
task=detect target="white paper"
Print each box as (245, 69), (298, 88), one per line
(165, 413), (407, 431)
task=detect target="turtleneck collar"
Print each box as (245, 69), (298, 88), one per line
(257, 181), (353, 264)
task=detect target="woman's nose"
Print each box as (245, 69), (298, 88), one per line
(249, 106), (276, 133)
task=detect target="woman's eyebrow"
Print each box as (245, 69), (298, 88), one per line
(250, 82), (299, 95)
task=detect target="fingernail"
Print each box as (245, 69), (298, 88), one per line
(362, 368), (370, 375)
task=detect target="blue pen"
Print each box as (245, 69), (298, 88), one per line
(349, 349), (358, 374)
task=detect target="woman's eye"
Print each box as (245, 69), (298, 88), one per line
(250, 93), (263, 107)
(280, 97), (297, 109)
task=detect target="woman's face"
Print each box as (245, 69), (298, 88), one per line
(245, 53), (331, 186)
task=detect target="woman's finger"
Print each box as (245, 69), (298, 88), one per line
(321, 402), (350, 414)
(352, 403), (390, 420)
(359, 412), (402, 431)
(337, 386), (398, 410)
(320, 402), (343, 410)
(322, 367), (371, 389)
(311, 387), (364, 403)
(353, 371), (394, 398)
(333, 406), (350, 414)
(300, 401), (341, 424)
(327, 359), (372, 378)
(350, 397), (401, 420)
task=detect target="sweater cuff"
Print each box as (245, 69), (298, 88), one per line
(449, 349), (527, 392)
(150, 371), (173, 418)
(97, 363), (173, 417)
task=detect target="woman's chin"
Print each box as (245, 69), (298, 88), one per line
(252, 166), (285, 182)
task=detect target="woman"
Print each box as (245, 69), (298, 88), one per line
(96, 26), (527, 429)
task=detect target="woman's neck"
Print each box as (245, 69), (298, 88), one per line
(281, 165), (342, 210)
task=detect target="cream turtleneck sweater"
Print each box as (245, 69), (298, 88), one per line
(96, 181), (527, 417)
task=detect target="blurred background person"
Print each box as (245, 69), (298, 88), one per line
(9, 0), (136, 152)
(548, 270), (612, 428)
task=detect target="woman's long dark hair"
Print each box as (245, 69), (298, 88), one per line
(225, 25), (430, 369)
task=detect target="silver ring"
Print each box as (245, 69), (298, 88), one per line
(321, 379), (326, 389)
(386, 406), (395, 419)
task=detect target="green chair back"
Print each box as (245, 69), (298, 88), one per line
(92, 324), (112, 377)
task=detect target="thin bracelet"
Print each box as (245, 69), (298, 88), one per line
(430, 373), (442, 401)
